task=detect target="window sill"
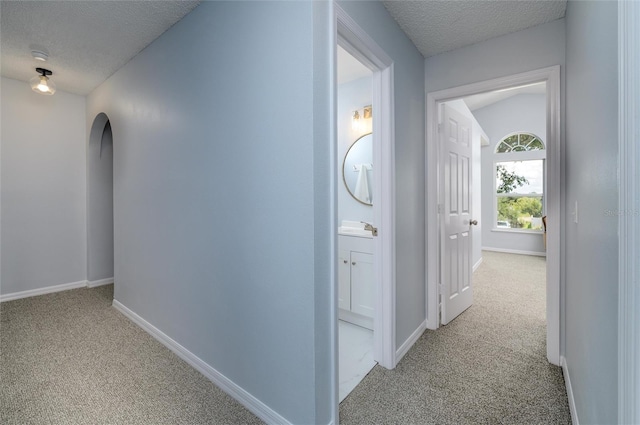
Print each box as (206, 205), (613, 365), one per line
(492, 228), (544, 235)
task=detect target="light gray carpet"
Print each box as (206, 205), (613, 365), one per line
(339, 251), (571, 425)
(0, 284), (261, 425)
(2, 252), (570, 424)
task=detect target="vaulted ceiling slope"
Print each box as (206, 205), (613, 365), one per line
(1, 1), (200, 95)
(382, 0), (567, 58)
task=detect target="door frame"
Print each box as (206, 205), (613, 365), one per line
(618, 0), (640, 422)
(335, 4), (396, 371)
(425, 66), (562, 366)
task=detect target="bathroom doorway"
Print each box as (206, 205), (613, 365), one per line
(336, 44), (376, 402)
(335, 5), (397, 406)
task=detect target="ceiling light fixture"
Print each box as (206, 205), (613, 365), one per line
(29, 68), (56, 95)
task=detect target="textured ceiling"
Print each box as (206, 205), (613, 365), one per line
(1, 1), (567, 95)
(382, 0), (567, 58)
(1, 1), (200, 95)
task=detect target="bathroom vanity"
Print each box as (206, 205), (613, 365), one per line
(338, 222), (374, 330)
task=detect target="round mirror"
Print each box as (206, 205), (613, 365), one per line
(343, 133), (373, 206)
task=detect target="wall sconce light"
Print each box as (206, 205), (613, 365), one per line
(29, 67), (56, 95)
(352, 105), (372, 132)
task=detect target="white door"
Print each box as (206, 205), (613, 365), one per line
(440, 104), (474, 325)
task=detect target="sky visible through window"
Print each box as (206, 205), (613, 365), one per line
(496, 160), (544, 194)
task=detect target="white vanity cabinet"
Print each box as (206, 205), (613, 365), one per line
(338, 234), (374, 330)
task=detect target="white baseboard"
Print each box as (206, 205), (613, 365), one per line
(112, 299), (291, 425)
(473, 257), (483, 272)
(395, 320), (426, 364)
(561, 356), (579, 425)
(482, 246), (547, 257)
(0, 280), (88, 302)
(87, 277), (114, 288)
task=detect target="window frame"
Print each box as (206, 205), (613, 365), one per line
(493, 133), (546, 232)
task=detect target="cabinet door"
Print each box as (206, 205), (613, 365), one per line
(338, 249), (351, 310)
(350, 252), (374, 318)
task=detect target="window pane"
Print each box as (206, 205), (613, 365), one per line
(496, 160), (544, 230)
(528, 138), (545, 150)
(519, 133), (534, 145)
(496, 142), (511, 153)
(496, 196), (544, 229)
(496, 160), (544, 194)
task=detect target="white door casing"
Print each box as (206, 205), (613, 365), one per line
(440, 104), (474, 325)
(336, 0), (396, 384)
(425, 66), (561, 366)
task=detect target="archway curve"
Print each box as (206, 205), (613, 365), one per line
(87, 112), (115, 289)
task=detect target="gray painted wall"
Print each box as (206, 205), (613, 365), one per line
(87, 118), (114, 282)
(337, 0), (426, 349)
(86, 2), (328, 422)
(1, 77), (87, 295)
(473, 94), (546, 254)
(338, 76), (374, 225)
(424, 19), (565, 94)
(565, 1), (618, 423)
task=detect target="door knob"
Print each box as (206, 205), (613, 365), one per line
(470, 220), (478, 226)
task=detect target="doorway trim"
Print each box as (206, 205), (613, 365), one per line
(425, 66), (561, 366)
(335, 4), (396, 372)
(618, 0), (640, 422)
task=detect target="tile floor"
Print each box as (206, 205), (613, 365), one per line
(338, 320), (376, 402)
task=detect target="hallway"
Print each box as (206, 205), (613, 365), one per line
(339, 251), (570, 424)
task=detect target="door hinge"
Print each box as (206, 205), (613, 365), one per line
(437, 123), (443, 133)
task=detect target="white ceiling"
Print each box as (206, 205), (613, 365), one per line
(463, 82), (546, 111)
(337, 45), (372, 85)
(0, 1), (200, 95)
(382, 0), (567, 58)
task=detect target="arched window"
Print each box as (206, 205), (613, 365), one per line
(495, 132), (545, 153)
(494, 133), (546, 231)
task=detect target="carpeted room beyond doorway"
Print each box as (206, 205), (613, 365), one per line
(339, 251), (571, 424)
(1, 251), (570, 424)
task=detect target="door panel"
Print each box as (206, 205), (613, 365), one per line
(441, 104), (474, 325)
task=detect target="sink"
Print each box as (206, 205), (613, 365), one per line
(338, 220), (373, 238)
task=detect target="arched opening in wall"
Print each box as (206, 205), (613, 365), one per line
(87, 113), (114, 293)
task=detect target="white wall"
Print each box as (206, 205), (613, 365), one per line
(86, 2), (331, 423)
(473, 93), (546, 254)
(337, 0), (426, 350)
(1, 77), (86, 296)
(444, 100), (483, 269)
(565, 1), (618, 423)
(337, 76), (373, 225)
